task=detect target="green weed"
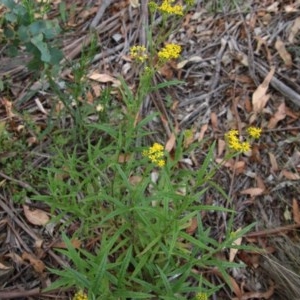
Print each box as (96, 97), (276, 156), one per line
(0, 0), (62, 68)
(1, 1), (257, 299)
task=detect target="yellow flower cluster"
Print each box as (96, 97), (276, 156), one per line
(158, 44), (182, 61)
(149, 1), (184, 16)
(225, 127), (262, 153)
(159, 0), (184, 15)
(247, 126), (262, 139)
(73, 290), (88, 300)
(130, 45), (148, 62)
(143, 143), (165, 167)
(225, 130), (250, 153)
(195, 292), (208, 300)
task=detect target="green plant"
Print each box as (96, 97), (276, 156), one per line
(26, 1), (257, 299)
(41, 133), (255, 299)
(0, 0), (63, 68)
(0, 121), (26, 175)
(43, 32), (100, 143)
(36, 73), (255, 300)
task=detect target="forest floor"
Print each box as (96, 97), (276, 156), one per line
(1, 0), (300, 299)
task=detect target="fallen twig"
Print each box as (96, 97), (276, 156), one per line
(89, 0), (114, 29)
(245, 223), (300, 238)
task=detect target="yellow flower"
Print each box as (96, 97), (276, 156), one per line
(225, 129), (239, 139)
(247, 126), (262, 139)
(156, 159), (166, 167)
(228, 138), (241, 151)
(73, 290), (88, 300)
(143, 143), (166, 167)
(130, 45), (148, 62)
(158, 0), (184, 15)
(158, 44), (182, 61)
(225, 130), (251, 153)
(238, 141), (251, 153)
(195, 292), (208, 300)
(225, 130), (240, 150)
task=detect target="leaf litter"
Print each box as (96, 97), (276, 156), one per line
(1, 0), (300, 299)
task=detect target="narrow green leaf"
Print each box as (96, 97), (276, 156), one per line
(117, 245), (132, 287)
(156, 266), (172, 294)
(138, 234), (162, 256)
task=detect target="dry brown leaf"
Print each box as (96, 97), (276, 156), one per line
(292, 198), (300, 224)
(240, 188), (264, 197)
(232, 284), (274, 300)
(255, 36), (272, 61)
(215, 159), (245, 173)
(235, 75), (253, 84)
(229, 238), (242, 262)
(171, 99), (179, 111)
(159, 63), (174, 79)
(268, 102), (286, 129)
(244, 96), (252, 113)
(91, 83), (102, 98)
(129, 175), (143, 186)
(215, 158), (232, 168)
(86, 90), (94, 104)
(267, 1), (279, 12)
(23, 205), (50, 226)
(34, 239), (44, 258)
(268, 152), (279, 172)
(217, 139), (226, 157)
(118, 153), (131, 163)
(238, 251), (261, 268)
(55, 100), (64, 113)
(1, 98), (16, 118)
(285, 4), (299, 12)
(0, 262), (12, 270)
(22, 252), (45, 274)
(281, 169), (300, 180)
(275, 38), (292, 67)
(27, 136), (38, 147)
(213, 269), (242, 299)
(286, 150), (300, 169)
(252, 67), (275, 113)
(186, 217), (198, 235)
(177, 56), (203, 69)
(210, 112), (218, 132)
(285, 106), (299, 119)
(255, 175), (266, 191)
(233, 161), (246, 174)
(52, 239), (82, 249)
(197, 124), (208, 141)
(165, 133), (176, 152)
(88, 73), (121, 86)
(249, 144), (262, 164)
(229, 228), (242, 262)
(78, 7), (98, 20)
(288, 17), (300, 43)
